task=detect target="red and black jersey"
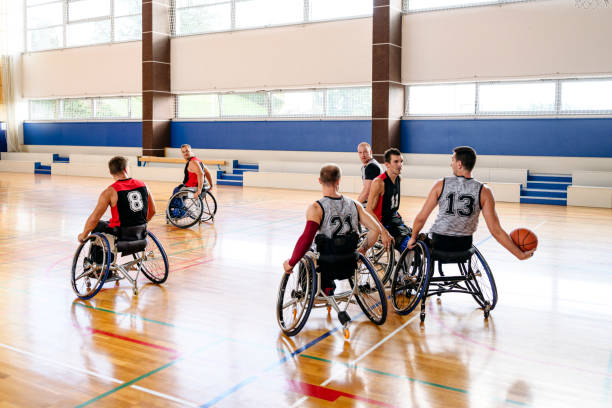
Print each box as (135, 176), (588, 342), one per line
(183, 156), (204, 187)
(373, 172), (401, 225)
(108, 178), (149, 228)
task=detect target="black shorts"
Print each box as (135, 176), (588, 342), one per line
(384, 213), (412, 251)
(431, 233), (472, 252)
(93, 220), (119, 237)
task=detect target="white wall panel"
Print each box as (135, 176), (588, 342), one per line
(22, 42), (142, 98)
(172, 18), (372, 93)
(402, 0), (612, 83)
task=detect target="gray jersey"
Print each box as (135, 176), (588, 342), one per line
(430, 176), (484, 237)
(316, 196), (359, 240)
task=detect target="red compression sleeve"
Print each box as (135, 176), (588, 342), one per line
(289, 220), (319, 267)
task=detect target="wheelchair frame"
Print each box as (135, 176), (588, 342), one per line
(71, 230), (169, 300)
(166, 187), (217, 229)
(277, 251), (387, 340)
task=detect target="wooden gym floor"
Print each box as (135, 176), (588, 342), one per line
(0, 172), (611, 407)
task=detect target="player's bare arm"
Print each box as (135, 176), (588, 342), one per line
(353, 198), (389, 252)
(480, 186), (534, 260)
(357, 179), (373, 203)
(146, 187), (156, 221)
(203, 166), (214, 190)
(407, 180), (443, 249)
(78, 187), (113, 242)
(283, 202), (323, 273)
(365, 178), (394, 246)
(188, 160), (205, 197)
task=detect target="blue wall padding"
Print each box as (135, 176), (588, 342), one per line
(0, 124), (6, 153)
(401, 118), (612, 157)
(24, 122), (142, 147)
(170, 120), (371, 151)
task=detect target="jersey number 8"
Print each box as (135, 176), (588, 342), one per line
(127, 191), (144, 212)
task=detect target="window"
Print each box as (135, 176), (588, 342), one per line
(406, 0), (525, 12)
(408, 84), (475, 115)
(235, 0), (303, 29)
(309, 0), (371, 21)
(175, 1), (232, 36)
(561, 79), (612, 112)
(29, 96), (142, 120)
(176, 87), (372, 119)
(478, 81), (555, 113)
(25, 0), (142, 52)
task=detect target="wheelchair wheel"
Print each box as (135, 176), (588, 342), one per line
(359, 232), (394, 285)
(135, 231), (169, 284)
(200, 190), (217, 222)
(71, 233), (111, 300)
(391, 241), (431, 315)
(276, 254), (317, 336)
(349, 253), (387, 325)
(166, 190), (203, 229)
(459, 246), (497, 312)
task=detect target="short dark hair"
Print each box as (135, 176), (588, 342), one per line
(320, 163), (341, 185)
(384, 148), (402, 163)
(108, 156), (128, 175)
(453, 146), (477, 171)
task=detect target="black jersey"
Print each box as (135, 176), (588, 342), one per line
(373, 172), (401, 225)
(108, 178), (149, 228)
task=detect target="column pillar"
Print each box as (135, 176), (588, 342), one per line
(372, 0), (404, 162)
(142, 0), (172, 156)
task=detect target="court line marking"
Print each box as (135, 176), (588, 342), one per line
(287, 379), (398, 407)
(0, 341), (199, 407)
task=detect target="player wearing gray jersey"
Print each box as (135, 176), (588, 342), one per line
(407, 146), (534, 260)
(283, 164), (390, 295)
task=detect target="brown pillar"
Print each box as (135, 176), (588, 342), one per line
(142, 0), (172, 157)
(372, 0), (404, 162)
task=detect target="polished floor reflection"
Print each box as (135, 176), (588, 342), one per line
(0, 172), (611, 407)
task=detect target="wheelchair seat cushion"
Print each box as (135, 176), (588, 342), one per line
(317, 252), (359, 280)
(116, 239), (148, 256)
(431, 247), (475, 264)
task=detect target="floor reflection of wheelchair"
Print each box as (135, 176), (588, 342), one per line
(390, 240), (497, 322)
(276, 251), (387, 340)
(166, 187), (217, 228)
(71, 225), (169, 299)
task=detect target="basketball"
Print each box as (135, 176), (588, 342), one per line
(510, 228), (538, 251)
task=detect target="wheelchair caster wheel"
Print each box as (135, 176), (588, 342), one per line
(344, 328), (350, 340)
(420, 313), (426, 323)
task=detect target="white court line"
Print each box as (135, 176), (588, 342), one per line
(0, 342), (199, 407)
(290, 313), (420, 407)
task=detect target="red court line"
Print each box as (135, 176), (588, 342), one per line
(81, 326), (179, 356)
(287, 380), (398, 408)
(171, 257), (214, 273)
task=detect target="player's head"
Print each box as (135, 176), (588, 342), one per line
(357, 142), (373, 165)
(451, 146), (477, 175)
(319, 163), (342, 188)
(180, 144), (193, 160)
(108, 156), (128, 177)
(383, 148), (403, 176)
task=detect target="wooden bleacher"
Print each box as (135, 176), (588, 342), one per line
(139, 156), (226, 168)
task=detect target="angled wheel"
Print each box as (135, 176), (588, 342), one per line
(349, 253), (387, 325)
(459, 246), (497, 311)
(136, 231), (169, 284)
(166, 190), (203, 229)
(359, 232), (394, 285)
(71, 233), (111, 300)
(277, 254), (317, 336)
(391, 241), (431, 315)
(200, 190), (217, 222)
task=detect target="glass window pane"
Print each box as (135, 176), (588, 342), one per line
(235, 0), (303, 29)
(27, 0), (60, 5)
(408, 84), (475, 115)
(327, 87), (371, 116)
(408, 0), (495, 12)
(271, 90), (324, 116)
(221, 93), (268, 116)
(95, 98), (129, 118)
(27, 26), (63, 52)
(130, 96), (143, 119)
(27, 3), (63, 29)
(176, 0), (223, 7)
(114, 0), (141, 16)
(561, 80), (612, 111)
(178, 95), (219, 118)
(478, 82), (555, 113)
(115, 15), (141, 41)
(175, 4), (231, 35)
(310, 0), (372, 21)
(67, 20), (111, 47)
(30, 100), (58, 120)
(63, 99), (93, 119)
(69, 0), (111, 22)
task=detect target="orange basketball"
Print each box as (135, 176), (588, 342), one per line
(510, 228), (538, 251)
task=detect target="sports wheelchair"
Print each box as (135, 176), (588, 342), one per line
(71, 225), (169, 299)
(358, 230), (395, 286)
(166, 187), (217, 228)
(276, 251), (387, 340)
(389, 238), (497, 322)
